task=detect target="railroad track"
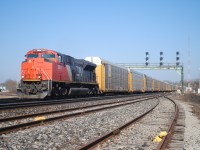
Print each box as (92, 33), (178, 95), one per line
(76, 96), (181, 150)
(1, 94), (181, 150)
(0, 94), (154, 110)
(0, 95), (157, 135)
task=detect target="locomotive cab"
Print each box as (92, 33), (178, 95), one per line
(17, 49), (59, 99)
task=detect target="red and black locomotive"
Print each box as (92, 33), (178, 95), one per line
(17, 49), (99, 99)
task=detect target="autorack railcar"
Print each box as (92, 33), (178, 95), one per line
(85, 57), (173, 94)
(85, 57), (129, 94)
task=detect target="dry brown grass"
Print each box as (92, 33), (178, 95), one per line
(178, 94), (200, 120)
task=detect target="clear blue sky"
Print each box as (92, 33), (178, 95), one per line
(0, 0), (200, 83)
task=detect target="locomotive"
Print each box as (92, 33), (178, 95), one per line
(17, 49), (99, 99)
(17, 49), (175, 99)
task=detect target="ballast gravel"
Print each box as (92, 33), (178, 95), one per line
(0, 99), (141, 128)
(2, 94), (199, 150)
(168, 94), (200, 150)
(95, 97), (175, 150)
(0, 99), (158, 150)
(0, 96), (144, 119)
(180, 101), (200, 149)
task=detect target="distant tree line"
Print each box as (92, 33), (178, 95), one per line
(174, 79), (200, 93)
(0, 79), (17, 93)
(188, 79), (199, 92)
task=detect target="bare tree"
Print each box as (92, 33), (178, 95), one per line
(4, 79), (17, 93)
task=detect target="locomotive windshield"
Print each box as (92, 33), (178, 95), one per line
(27, 54), (38, 58)
(41, 54), (55, 59)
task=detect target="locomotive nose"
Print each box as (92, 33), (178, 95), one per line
(22, 59), (43, 81)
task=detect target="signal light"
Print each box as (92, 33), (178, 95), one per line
(145, 52), (149, 66)
(176, 51), (180, 66)
(160, 51), (164, 66)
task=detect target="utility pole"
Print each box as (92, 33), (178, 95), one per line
(198, 68), (200, 94)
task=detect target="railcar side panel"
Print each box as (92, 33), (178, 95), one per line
(104, 64), (128, 92)
(132, 71), (144, 92)
(146, 76), (153, 92)
(153, 79), (160, 91)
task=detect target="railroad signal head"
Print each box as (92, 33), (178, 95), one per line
(160, 51), (164, 66)
(176, 51), (180, 66)
(145, 52), (149, 66)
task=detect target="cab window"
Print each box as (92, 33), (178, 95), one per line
(41, 54), (55, 59)
(27, 54), (38, 58)
(58, 55), (62, 63)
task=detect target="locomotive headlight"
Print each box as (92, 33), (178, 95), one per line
(38, 75), (41, 79)
(21, 75), (24, 79)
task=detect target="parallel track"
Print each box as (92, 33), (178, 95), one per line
(156, 96), (179, 150)
(0, 96), (156, 135)
(76, 97), (159, 150)
(0, 93), (157, 110)
(75, 95), (179, 150)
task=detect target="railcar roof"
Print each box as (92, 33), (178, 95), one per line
(85, 57), (128, 70)
(27, 49), (57, 54)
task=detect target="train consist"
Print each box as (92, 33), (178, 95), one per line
(17, 49), (175, 99)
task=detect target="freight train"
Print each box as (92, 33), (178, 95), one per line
(17, 49), (175, 99)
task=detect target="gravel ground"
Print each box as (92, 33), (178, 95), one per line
(95, 97), (175, 150)
(0, 93), (17, 99)
(0, 99), (158, 150)
(177, 99), (200, 149)
(0, 99), (143, 128)
(167, 94), (200, 150)
(3, 94), (198, 150)
(0, 96), (144, 119)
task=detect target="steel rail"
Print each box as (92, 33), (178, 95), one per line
(0, 95), (121, 109)
(0, 96), (154, 122)
(76, 98), (159, 150)
(0, 96), (157, 135)
(156, 96), (179, 150)
(0, 94), (151, 110)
